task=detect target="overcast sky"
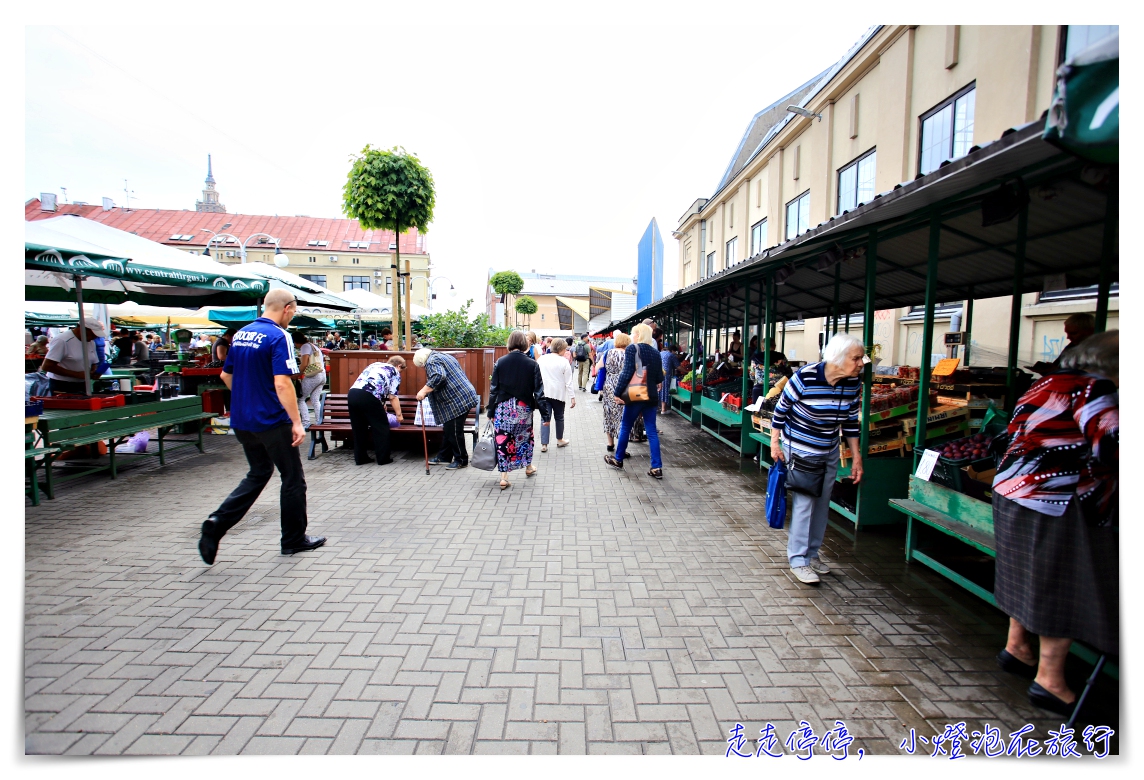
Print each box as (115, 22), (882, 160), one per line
(25, 21), (873, 309)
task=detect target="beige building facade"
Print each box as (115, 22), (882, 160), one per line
(675, 25), (1117, 369)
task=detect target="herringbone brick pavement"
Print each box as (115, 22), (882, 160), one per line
(25, 391), (1114, 755)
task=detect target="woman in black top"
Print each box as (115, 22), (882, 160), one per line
(604, 323), (667, 479)
(488, 331), (544, 489)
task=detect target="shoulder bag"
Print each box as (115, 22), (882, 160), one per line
(470, 421), (497, 471)
(785, 448), (828, 497)
(620, 347), (650, 403)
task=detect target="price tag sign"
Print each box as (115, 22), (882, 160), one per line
(915, 449), (941, 481)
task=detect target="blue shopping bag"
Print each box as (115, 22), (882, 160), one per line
(765, 458), (787, 529)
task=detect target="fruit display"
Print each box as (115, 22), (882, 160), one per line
(868, 383), (919, 412)
(936, 433), (994, 463)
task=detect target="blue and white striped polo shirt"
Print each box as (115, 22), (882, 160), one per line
(771, 361), (861, 457)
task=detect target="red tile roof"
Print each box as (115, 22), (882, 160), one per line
(24, 199), (428, 256)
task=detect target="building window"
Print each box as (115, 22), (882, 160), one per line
(300, 274), (327, 288)
(1065, 25), (1117, 61)
(308, 256), (317, 263)
(725, 237), (738, 267)
(344, 276), (370, 291)
(384, 277), (406, 295)
(1039, 282), (1119, 304)
(352, 257), (360, 264)
(919, 84), (975, 175)
(540, 313), (545, 321)
(750, 219), (767, 257)
(706, 251), (716, 278)
(837, 149), (876, 214)
(729, 203), (734, 228)
(785, 191), (810, 241)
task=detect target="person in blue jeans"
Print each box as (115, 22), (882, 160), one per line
(604, 323), (667, 479)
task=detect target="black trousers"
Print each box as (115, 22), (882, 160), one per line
(210, 423), (308, 548)
(437, 407), (473, 465)
(48, 378), (87, 394)
(539, 397), (566, 444)
(348, 388), (391, 464)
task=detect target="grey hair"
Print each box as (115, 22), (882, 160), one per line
(1059, 329), (1118, 379)
(822, 332), (866, 366)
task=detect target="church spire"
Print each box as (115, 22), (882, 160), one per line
(196, 154), (227, 213)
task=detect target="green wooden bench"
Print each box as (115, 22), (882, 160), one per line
(33, 396), (214, 500)
(25, 429), (59, 507)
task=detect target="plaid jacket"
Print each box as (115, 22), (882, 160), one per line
(425, 352), (479, 423)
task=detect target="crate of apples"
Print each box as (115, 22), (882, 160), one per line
(937, 433), (993, 463)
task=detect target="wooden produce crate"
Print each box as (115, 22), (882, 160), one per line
(841, 435), (908, 466)
(902, 418), (970, 449)
(752, 413), (773, 434)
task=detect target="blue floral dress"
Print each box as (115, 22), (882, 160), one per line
(494, 399), (534, 472)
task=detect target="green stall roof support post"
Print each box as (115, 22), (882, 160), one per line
(832, 264), (841, 336)
(1095, 172), (1117, 332)
(740, 279), (756, 455)
(964, 286), (974, 365)
(1006, 198), (1028, 412)
(913, 213), (942, 464)
(860, 229), (878, 460)
(763, 277), (773, 398)
(756, 279), (765, 366)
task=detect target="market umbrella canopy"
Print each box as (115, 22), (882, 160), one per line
(206, 307), (330, 331)
(238, 262), (360, 311)
(1045, 31), (1118, 163)
(26, 217), (270, 306)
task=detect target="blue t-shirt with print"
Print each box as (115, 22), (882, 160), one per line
(223, 317), (298, 432)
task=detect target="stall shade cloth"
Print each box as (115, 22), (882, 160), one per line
(26, 218), (270, 306)
(1044, 32), (1118, 163)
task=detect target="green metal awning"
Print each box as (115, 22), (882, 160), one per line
(1044, 32), (1118, 163)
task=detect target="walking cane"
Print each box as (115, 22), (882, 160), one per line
(419, 398), (429, 475)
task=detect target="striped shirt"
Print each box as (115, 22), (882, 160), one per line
(771, 362), (861, 457)
(424, 352), (480, 423)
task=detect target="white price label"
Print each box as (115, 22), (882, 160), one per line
(915, 449), (941, 481)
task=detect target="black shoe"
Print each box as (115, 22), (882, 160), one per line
(997, 649), (1037, 680)
(354, 459), (373, 465)
(1027, 681), (1077, 717)
(198, 518), (221, 565)
(377, 457), (394, 465)
(427, 456), (449, 466)
(281, 535), (327, 555)
(446, 460), (467, 470)
(607, 445), (615, 452)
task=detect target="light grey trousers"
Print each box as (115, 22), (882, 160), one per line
(784, 440), (840, 568)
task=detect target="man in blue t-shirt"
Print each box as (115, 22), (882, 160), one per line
(199, 289), (326, 564)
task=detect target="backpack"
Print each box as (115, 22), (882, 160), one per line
(574, 341), (589, 361)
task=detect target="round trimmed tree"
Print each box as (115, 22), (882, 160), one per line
(342, 145), (435, 349)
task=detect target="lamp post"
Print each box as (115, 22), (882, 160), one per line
(200, 229), (281, 265)
(410, 276), (457, 312)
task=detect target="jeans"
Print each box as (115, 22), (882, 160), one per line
(437, 407), (473, 465)
(297, 372), (325, 428)
(784, 441), (840, 567)
(615, 401), (662, 470)
(210, 424), (308, 548)
(347, 388), (391, 464)
(576, 359), (591, 389)
(539, 398), (566, 444)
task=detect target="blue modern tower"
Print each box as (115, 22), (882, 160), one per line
(636, 218), (664, 310)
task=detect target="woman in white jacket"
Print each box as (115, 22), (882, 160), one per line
(536, 338), (577, 452)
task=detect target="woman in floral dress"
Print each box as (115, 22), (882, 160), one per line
(602, 332), (631, 451)
(488, 330), (544, 489)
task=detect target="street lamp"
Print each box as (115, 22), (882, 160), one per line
(410, 276), (457, 312)
(199, 228), (281, 265)
(785, 105), (822, 122)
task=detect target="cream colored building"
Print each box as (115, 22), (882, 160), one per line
(675, 24), (1118, 368)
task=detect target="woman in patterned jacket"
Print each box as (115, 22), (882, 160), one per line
(992, 329), (1118, 717)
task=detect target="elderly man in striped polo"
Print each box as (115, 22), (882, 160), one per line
(414, 348), (480, 470)
(769, 333), (868, 584)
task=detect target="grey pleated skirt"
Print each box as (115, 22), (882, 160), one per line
(993, 494), (1119, 654)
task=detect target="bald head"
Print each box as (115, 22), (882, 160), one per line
(262, 289), (297, 327)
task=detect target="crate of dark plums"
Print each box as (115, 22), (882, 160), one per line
(930, 432), (998, 501)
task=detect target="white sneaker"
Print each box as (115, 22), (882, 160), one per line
(791, 565), (821, 585)
(809, 558), (831, 575)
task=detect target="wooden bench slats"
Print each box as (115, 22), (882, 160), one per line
(308, 393), (479, 460)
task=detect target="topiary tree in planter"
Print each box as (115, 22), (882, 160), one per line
(514, 295), (538, 328)
(489, 270), (524, 327)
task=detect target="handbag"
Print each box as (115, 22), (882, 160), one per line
(765, 459), (788, 529)
(785, 448), (828, 497)
(470, 421), (497, 471)
(620, 347), (650, 403)
(303, 360), (323, 377)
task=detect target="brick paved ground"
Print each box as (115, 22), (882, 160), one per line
(25, 392), (1117, 755)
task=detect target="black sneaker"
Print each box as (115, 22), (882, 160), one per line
(198, 518), (222, 565)
(446, 460), (467, 470)
(281, 535), (327, 555)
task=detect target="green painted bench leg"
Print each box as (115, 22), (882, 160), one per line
(108, 441), (117, 479)
(158, 427), (166, 466)
(27, 459), (40, 506)
(197, 420), (204, 454)
(44, 453), (55, 500)
(905, 517), (915, 563)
